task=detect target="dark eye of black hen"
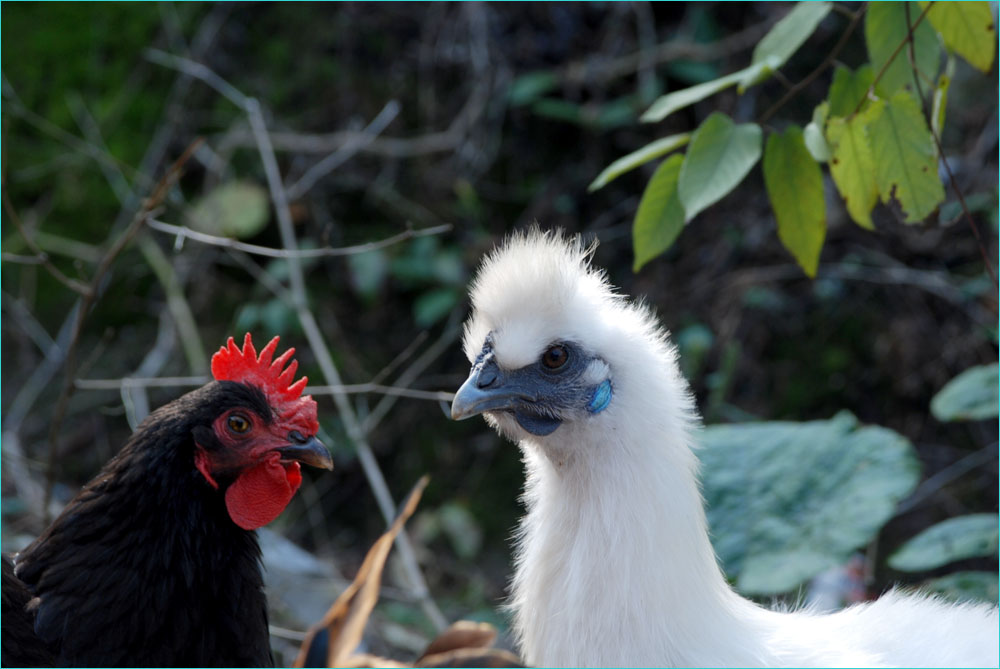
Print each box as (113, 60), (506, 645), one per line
(542, 345), (569, 370)
(227, 413), (251, 434)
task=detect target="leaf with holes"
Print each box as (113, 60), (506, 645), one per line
(589, 133), (690, 192)
(869, 92), (945, 222)
(633, 154), (686, 272)
(740, 2), (833, 90)
(827, 64), (875, 118)
(865, 2), (941, 96)
(700, 412), (921, 595)
(677, 112), (762, 222)
(826, 108), (879, 230)
(889, 514), (999, 572)
(931, 363), (999, 421)
(763, 126), (826, 277)
(919, 1), (996, 73)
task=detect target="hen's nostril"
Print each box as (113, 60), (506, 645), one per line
(289, 430), (308, 444)
(477, 365), (498, 388)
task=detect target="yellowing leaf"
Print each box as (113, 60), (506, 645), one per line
(919, 1), (996, 73)
(869, 92), (945, 222)
(827, 64), (875, 118)
(866, 2), (941, 96)
(677, 112), (762, 222)
(633, 154), (686, 272)
(740, 2), (833, 90)
(763, 126), (826, 277)
(589, 133), (690, 192)
(826, 111), (878, 230)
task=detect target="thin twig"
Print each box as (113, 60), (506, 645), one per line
(2, 190), (91, 296)
(760, 4), (866, 124)
(147, 218), (453, 258)
(902, 3), (997, 286)
(43, 139), (203, 520)
(895, 444), (998, 515)
(852, 1), (934, 117)
(285, 99), (402, 200)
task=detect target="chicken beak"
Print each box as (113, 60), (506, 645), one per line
(278, 436), (333, 470)
(451, 364), (519, 420)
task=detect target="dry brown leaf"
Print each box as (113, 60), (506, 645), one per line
(293, 476), (430, 668)
(417, 621), (497, 661)
(414, 647), (525, 668)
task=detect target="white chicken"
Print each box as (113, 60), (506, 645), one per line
(451, 229), (998, 668)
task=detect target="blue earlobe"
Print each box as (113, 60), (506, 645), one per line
(587, 380), (613, 414)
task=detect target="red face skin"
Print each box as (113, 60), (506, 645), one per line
(194, 407), (307, 530)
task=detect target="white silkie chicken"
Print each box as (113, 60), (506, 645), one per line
(451, 229), (998, 668)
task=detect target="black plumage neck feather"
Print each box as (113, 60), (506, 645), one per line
(14, 382), (274, 667)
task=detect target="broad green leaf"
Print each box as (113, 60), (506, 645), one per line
(889, 514), (999, 571)
(763, 126), (826, 277)
(931, 362), (999, 421)
(700, 412), (920, 595)
(632, 154), (686, 272)
(919, 1), (996, 73)
(740, 2), (833, 90)
(803, 102), (831, 162)
(869, 92), (945, 222)
(641, 62), (770, 123)
(921, 571), (999, 605)
(826, 111), (878, 230)
(187, 181), (270, 239)
(414, 287), (461, 327)
(677, 112), (762, 222)
(589, 133), (691, 192)
(865, 2), (941, 96)
(827, 64), (875, 118)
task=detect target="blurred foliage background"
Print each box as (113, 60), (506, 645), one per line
(2, 2), (996, 662)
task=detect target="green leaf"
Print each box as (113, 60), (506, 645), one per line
(414, 287), (461, 327)
(826, 110), (879, 230)
(677, 112), (762, 222)
(921, 571), (999, 605)
(827, 64), (875, 118)
(803, 102), (831, 162)
(763, 126), (826, 277)
(187, 181), (270, 239)
(640, 62), (770, 123)
(865, 2), (941, 96)
(931, 362), (999, 421)
(589, 133), (691, 192)
(869, 92), (945, 222)
(508, 71), (559, 107)
(632, 154), (686, 272)
(889, 514), (999, 572)
(919, 1), (996, 73)
(700, 412), (920, 595)
(740, 2), (833, 90)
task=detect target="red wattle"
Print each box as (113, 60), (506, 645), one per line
(225, 456), (303, 530)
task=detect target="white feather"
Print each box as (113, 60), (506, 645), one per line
(461, 229), (998, 668)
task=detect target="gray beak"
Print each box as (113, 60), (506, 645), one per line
(451, 362), (526, 420)
(278, 436), (334, 470)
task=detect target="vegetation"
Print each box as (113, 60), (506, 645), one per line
(2, 3), (996, 661)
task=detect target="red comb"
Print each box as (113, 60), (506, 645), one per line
(212, 333), (309, 401)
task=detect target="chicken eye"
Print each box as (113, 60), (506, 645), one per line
(542, 345), (569, 370)
(227, 414), (252, 434)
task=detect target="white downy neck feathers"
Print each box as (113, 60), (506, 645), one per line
(456, 229), (998, 668)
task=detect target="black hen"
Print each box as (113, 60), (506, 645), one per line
(3, 334), (333, 667)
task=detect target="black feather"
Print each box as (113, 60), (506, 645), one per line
(11, 381), (276, 667)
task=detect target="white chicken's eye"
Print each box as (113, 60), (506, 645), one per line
(542, 345), (569, 370)
(227, 414), (251, 434)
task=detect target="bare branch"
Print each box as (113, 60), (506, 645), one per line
(147, 218), (453, 258)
